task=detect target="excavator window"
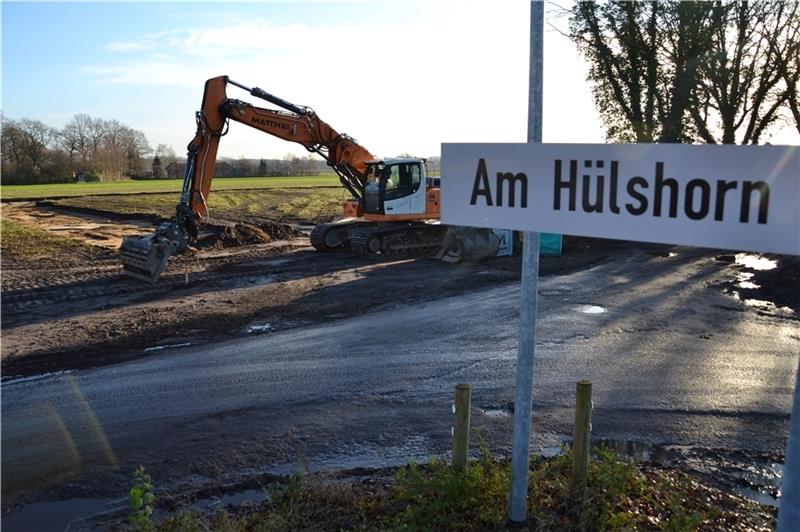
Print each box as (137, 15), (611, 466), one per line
(384, 163), (421, 200)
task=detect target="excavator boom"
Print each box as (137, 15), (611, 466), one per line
(120, 76), (500, 283)
(120, 76), (375, 282)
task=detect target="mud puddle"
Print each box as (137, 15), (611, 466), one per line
(2, 496), (124, 532)
(576, 304), (607, 314)
(547, 439), (784, 508)
(719, 252), (798, 318)
(1, 488), (267, 532)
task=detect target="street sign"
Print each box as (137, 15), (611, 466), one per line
(442, 143), (800, 255)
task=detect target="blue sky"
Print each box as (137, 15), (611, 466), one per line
(3, 1), (795, 160)
(3, 1), (602, 158)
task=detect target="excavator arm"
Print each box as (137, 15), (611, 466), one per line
(120, 76), (375, 282)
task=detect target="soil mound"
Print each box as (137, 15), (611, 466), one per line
(214, 223), (272, 248)
(258, 221), (302, 241)
(210, 221), (301, 248)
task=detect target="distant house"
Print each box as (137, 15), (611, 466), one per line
(74, 170), (88, 183)
(215, 161), (234, 177)
(166, 162), (186, 179)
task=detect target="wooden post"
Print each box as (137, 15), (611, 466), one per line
(453, 383), (471, 471)
(570, 380), (592, 496)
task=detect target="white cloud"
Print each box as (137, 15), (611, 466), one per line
(106, 41), (152, 53)
(84, 2), (606, 159)
(105, 30), (183, 53)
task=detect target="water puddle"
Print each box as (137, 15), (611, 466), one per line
(480, 403), (514, 417)
(734, 272), (761, 290)
(309, 436), (433, 472)
(729, 291), (795, 316)
(2, 489), (269, 531)
(245, 275), (277, 286)
(2, 497), (122, 532)
(735, 254), (777, 271)
(742, 298), (774, 309)
(144, 342), (192, 352)
(1, 370), (74, 386)
(576, 305), (607, 314)
(554, 439), (782, 508)
(481, 409), (512, 418)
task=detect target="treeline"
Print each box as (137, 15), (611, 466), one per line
(2, 112), (440, 184)
(155, 154), (325, 180)
(1, 114), (151, 184)
(160, 155), (439, 179)
(0, 113), (330, 184)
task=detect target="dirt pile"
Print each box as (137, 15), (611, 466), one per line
(214, 224), (271, 248)
(257, 221), (301, 241)
(211, 221), (301, 248)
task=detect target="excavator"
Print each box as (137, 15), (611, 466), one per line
(120, 76), (499, 282)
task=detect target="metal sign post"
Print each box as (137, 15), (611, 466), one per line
(778, 359), (800, 531)
(508, 0), (543, 524)
(444, 0), (799, 526)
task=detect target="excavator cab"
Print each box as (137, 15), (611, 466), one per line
(362, 158), (427, 217)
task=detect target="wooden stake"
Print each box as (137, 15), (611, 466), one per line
(570, 380), (592, 496)
(453, 383), (471, 471)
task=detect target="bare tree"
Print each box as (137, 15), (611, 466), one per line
(303, 154), (318, 176)
(570, 1), (671, 142)
(15, 118), (56, 172)
(3, 114), (151, 183)
(1, 118), (26, 173)
(764, 0), (800, 135)
(570, 0), (797, 144)
(689, 1), (794, 144)
(1, 118), (58, 181)
(154, 144), (177, 167)
(61, 113), (99, 165)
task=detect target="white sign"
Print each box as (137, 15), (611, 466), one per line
(441, 143), (800, 255)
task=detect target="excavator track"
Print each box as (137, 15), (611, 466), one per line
(310, 220), (377, 251)
(309, 224), (335, 251)
(349, 223), (449, 260)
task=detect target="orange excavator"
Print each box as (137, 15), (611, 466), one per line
(120, 76), (499, 282)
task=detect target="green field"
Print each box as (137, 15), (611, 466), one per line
(0, 175), (341, 200)
(52, 187), (350, 223)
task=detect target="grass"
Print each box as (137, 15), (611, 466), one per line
(0, 175), (341, 200)
(0, 219), (98, 257)
(0, 174), (351, 224)
(51, 187), (350, 223)
(136, 444), (773, 531)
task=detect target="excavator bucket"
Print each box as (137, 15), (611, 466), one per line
(435, 226), (500, 264)
(119, 221), (188, 283)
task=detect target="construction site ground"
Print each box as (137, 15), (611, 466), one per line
(2, 194), (799, 530)
(2, 198), (798, 379)
(0, 199), (580, 378)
